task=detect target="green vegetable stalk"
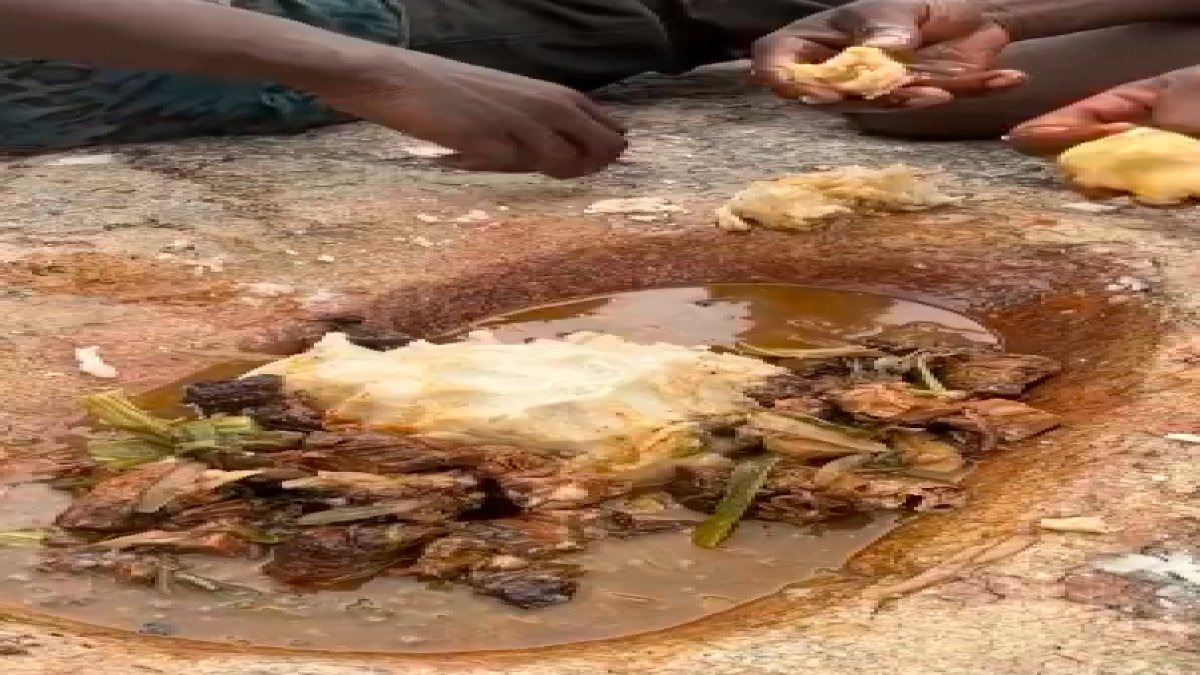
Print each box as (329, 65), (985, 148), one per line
(692, 454), (780, 549)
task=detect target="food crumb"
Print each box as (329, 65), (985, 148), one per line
(74, 346), (118, 379)
(1037, 516), (1116, 534)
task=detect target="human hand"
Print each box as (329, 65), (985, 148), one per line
(1006, 66), (1200, 155)
(751, 0), (1025, 111)
(310, 50), (627, 178)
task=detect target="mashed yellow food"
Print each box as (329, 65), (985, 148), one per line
(714, 165), (959, 232)
(1058, 127), (1200, 205)
(248, 332), (785, 472)
(783, 46), (911, 100)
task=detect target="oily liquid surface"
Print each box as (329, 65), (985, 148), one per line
(0, 284), (995, 653)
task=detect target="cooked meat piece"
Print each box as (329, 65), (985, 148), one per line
(455, 515), (585, 558)
(830, 382), (961, 420)
(283, 471), (485, 523)
(244, 393), (326, 432)
(300, 432), (484, 474)
(745, 373), (821, 406)
(474, 446), (630, 510)
(584, 510), (700, 539)
(864, 322), (990, 353)
(262, 524), (444, 587)
(161, 499), (261, 529)
(343, 326), (416, 351)
(91, 529), (262, 557)
(961, 399), (1062, 442)
(410, 536), (501, 580)
(468, 564), (581, 609)
(769, 396), (835, 418)
(492, 473), (631, 511)
(939, 353), (1062, 396)
(667, 460), (964, 526)
(184, 375), (285, 415)
(55, 460), (180, 532)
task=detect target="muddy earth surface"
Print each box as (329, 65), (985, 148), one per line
(3, 65), (1200, 674)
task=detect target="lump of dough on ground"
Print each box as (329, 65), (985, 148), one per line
(714, 165), (959, 233)
(1058, 127), (1200, 205)
(783, 46), (911, 100)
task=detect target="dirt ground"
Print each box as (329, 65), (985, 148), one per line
(3, 66), (1200, 674)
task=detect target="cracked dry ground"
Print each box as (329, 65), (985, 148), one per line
(3, 67), (1200, 674)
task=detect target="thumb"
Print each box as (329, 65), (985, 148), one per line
(832, 5), (921, 51)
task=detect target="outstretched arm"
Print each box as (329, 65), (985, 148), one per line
(0, 0), (628, 178)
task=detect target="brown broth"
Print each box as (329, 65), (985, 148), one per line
(0, 284), (994, 652)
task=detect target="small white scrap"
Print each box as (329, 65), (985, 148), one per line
(315, 255), (336, 264)
(584, 197), (685, 218)
(240, 282), (296, 298)
(1106, 276), (1150, 293)
(1062, 201), (1122, 214)
(75, 346), (118, 379)
(453, 209), (491, 223)
(1094, 552), (1200, 586)
(401, 143), (453, 158)
(1164, 433), (1200, 444)
(46, 153), (119, 166)
(415, 213), (441, 224)
(1037, 516), (1116, 534)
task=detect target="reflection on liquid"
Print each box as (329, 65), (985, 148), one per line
(457, 283), (997, 350)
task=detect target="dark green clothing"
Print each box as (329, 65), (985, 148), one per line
(0, 0), (840, 149)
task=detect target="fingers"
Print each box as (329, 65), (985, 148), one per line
(799, 70), (1025, 114)
(438, 100), (626, 179)
(829, 2), (921, 51)
(751, 34), (843, 93)
(1005, 82), (1159, 155)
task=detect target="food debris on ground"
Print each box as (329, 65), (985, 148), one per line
(584, 197), (685, 219)
(35, 323), (1062, 610)
(1163, 433), (1200, 444)
(783, 46), (912, 100)
(1058, 127), (1200, 205)
(714, 165), (959, 232)
(74, 346), (119, 379)
(1037, 516), (1117, 534)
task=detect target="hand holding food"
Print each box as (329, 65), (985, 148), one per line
(751, 0), (1024, 111)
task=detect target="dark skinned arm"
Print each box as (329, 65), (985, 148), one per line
(985, 0), (1200, 42)
(0, 0), (627, 178)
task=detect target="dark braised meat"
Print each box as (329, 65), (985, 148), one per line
(54, 461), (180, 532)
(184, 375), (325, 431)
(829, 381), (960, 421)
(938, 353), (1062, 396)
(961, 399), (1063, 442)
(474, 446), (630, 511)
(467, 564), (582, 609)
(666, 459), (964, 527)
(300, 432), (485, 474)
(262, 524), (444, 587)
(88, 528), (263, 558)
(184, 375), (285, 415)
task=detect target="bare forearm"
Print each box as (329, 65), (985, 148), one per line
(0, 0), (390, 89)
(985, 0), (1200, 41)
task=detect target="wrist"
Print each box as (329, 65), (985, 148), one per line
(262, 38), (407, 94)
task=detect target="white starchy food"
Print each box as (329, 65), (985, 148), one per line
(248, 332), (785, 472)
(783, 46), (911, 100)
(715, 165), (959, 232)
(75, 346), (118, 379)
(1058, 127), (1200, 205)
